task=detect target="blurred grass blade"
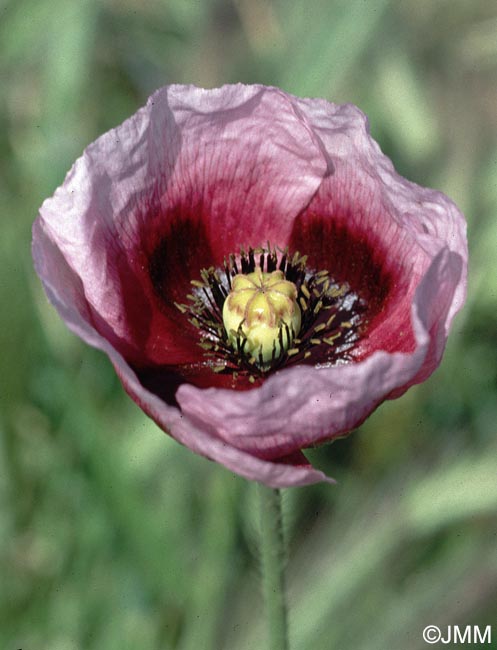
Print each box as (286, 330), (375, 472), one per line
(277, 0), (392, 96)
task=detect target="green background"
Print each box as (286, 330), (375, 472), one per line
(1, 1), (496, 648)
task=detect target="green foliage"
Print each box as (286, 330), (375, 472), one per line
(1, 0), (496, 648)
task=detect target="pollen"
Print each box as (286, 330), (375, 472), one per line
(176, 245), (366, 380)
(222, 269), (301, 365)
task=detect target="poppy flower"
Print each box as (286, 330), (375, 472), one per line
(32, 84), (467, 487)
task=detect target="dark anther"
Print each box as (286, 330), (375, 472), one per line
(176, 245), (367, 378)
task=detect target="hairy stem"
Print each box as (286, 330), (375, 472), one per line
(258, 485), (289, 650)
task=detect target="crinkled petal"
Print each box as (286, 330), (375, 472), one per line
(33, 217), (333, 487)
(33, 84), (468, 487)
(176, 248), (463, 459)
(36, 85), (330, 367)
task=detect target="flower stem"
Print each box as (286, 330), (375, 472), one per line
(258, 485), (289, 650)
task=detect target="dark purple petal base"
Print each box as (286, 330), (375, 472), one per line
(33, 84), (467, 487)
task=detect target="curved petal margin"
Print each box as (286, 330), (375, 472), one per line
(176, 247), (464, 461)
(33, 83), (467, 487)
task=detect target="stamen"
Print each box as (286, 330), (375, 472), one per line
(176, 245), (367, 378)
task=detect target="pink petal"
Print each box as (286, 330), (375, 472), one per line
(176, 247), (463, 459)
(33, 84), (468, 487)
(36, 85), (330, 368)
(34, 214), (331, 487)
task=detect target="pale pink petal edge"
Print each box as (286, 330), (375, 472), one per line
(33, 217), (334, 488)
(32, 85), (468, 486)
(176, 247), (464, 457)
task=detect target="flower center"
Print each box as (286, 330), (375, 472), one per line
(175, 246), (367, 382)
(222, 269), (301, 366)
